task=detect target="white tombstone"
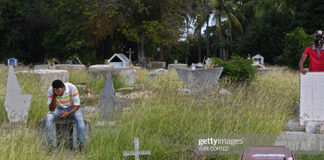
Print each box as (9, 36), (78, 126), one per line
(108, 53), (131, 68)
(252, 54), (264, 65)
(300, 72), (324, 132)
(8, 58), (18, 67)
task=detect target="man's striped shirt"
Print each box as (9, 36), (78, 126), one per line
(47, 83), (80, 109)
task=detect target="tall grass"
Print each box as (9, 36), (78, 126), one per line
(0, 68), (322, 159)
(87, 70), (299, 159)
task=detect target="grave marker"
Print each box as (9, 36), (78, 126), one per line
(176, 67), (223, 90)
(300, 72), (324, 132)
(123, 137), (151, 160)
(126, 48), (135, 61)
(4, 66), (32, 123)
(97, 71), (125, 120)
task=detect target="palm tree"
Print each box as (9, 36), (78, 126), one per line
(193, 0), (215, 62)
(255, 0), (294, 17)
(211, 0), (243, 61)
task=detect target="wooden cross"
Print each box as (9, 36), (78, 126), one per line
(126, 48), (135, 61)
(123, 137), (151, 160)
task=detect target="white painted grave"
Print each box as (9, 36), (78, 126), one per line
(300, 72), (324, 132)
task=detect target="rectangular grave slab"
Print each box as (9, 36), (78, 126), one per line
(111, 68), (136, 86)
(149, 61), (166, 69)
(176, 67), (223, 90)
(257, 68), (288, 74)
(88, 64), (114, 77)
(55, 64), (86, 70)
(240, 146), (295, 160)
(275, 131), (324, 152)
(16, 69), (69, 91)
(300, 72), (324, 127)
(34, 64), (51, 70)
(98, 71), (125, 121)
(168, 64), (187, 70)
(4, 66), (32, 123)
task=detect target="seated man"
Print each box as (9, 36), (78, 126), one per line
(46, 79), (85, 148)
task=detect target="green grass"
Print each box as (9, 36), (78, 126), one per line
(0, 68), (323, 159)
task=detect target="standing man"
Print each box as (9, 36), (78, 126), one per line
(300, 30), (324, 74)
(46, 79), (85, 148)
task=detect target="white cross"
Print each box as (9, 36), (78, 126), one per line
(126, 48), (135, 61)
(123, 137), (151, 160)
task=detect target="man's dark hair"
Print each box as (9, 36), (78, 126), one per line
(52, 80), (65, 89)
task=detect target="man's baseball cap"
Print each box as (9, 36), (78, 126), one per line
(315, 30), (324, 37)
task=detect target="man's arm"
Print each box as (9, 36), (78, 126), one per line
(60, 105), (80, 118)
(299, 55), (307, 75)
(68, 105), (80, 115)
(48, 88), (58, 112)
(49, 95), (57, 111)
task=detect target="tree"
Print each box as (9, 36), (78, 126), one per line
(114, 0), (186, 66)
(210, 0), (243, 61)
(255, 0), (295, 18)
(0, 0), (52, 63)
(237, 9), (295, 63)
(275, 27), (312, 69)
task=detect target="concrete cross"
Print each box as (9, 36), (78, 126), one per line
(123, 137), (151, 160)
(126, 48), (134, 61)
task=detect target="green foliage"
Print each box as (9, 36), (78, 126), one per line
(213, 55), (257, 82)
(78, 51), (100, 65)
(275, 27), (313, 69)
(112, 77), (127, 90)
(238, 9), (295, 63)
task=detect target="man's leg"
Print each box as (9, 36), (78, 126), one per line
(69, 108), (85, 143)
(45, 109), (63, 146)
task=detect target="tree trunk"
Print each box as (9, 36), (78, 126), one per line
(198, 27), (202, 62)
(159, 46), (164, 61)
(137, 33), (145, 66)
(185, 19), (189, 64)
(218, 29), (223, 60)
(217, 14), (224, 60)
(229, 28), (233, 58)
(185, 43), (189, 64)
(206, 16), (210, 58)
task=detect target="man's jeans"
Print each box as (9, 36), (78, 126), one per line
(45, 107), (85, 146)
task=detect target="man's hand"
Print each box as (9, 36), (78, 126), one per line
(301, 69), (307, 75)
(53, 89), (60, 97)
(59, 112), (69, 118)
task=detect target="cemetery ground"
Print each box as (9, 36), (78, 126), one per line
(0, 68), (322, 160)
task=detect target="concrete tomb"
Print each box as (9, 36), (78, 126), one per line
(88, 64), (114, 77)
(16, 69), (69, 91)
(168, 63), (187, 70)
(175, 67), (223, 90)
